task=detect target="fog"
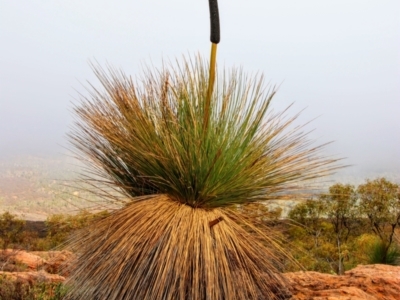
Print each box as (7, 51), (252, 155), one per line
(1, 0), (399, 180)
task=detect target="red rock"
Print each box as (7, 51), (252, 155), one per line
(0, 250), (71, 289)
(2, 249), (399, 299)
(31, 250), (74, 273)
(285, 264), (400, 300)
(1, 249), (44, 270)
(1, 249), (74, 273)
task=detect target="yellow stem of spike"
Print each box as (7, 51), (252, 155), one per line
(204, 42), (218, 132)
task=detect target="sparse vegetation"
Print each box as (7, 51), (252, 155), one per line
(43, 210), (109, 250)
(0, 210), (109, 252)
(286, 177), (400, 274)
(0, 275), (66, 300)
(0, 176), (399, 297)
(0, 212), (26, 249)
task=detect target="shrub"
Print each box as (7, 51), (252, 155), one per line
(0, 212), (25, 249)
(43, 210), (109, 250)
(0, 274), (66, 300)
(368, 240), (400, 265)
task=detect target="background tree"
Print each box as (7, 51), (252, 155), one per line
(322, 183), (358, 274)
(358, 177), (400, 264)
(289, 199), (327, 248)
(287, 199), (337, 273)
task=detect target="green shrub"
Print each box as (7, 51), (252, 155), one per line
(368, 240), (400, 265)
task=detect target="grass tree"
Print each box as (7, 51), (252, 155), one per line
(65, 1), (339, 299)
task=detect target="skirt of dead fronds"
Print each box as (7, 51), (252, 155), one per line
(64, 195), (291, 300)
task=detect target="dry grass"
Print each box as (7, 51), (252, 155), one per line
(65, 196), (291, 299)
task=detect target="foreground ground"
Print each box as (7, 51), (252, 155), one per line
(1, 249), (399, 300)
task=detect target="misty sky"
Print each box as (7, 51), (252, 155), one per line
(1, 0), (399, 177)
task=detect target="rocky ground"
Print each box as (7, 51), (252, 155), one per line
(0, 249), (72, 284)
(1, 249), (399, 299)
(285, 264), (400, 299)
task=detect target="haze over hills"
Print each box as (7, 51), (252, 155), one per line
(0, 154), (398, 221)
(0, 155), (104, 220)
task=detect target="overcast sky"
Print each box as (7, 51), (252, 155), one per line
(1, 0), (399, 178)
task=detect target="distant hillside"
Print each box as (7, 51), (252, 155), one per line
(0, 155), (106, 220)
(0, 155), (399, 220)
